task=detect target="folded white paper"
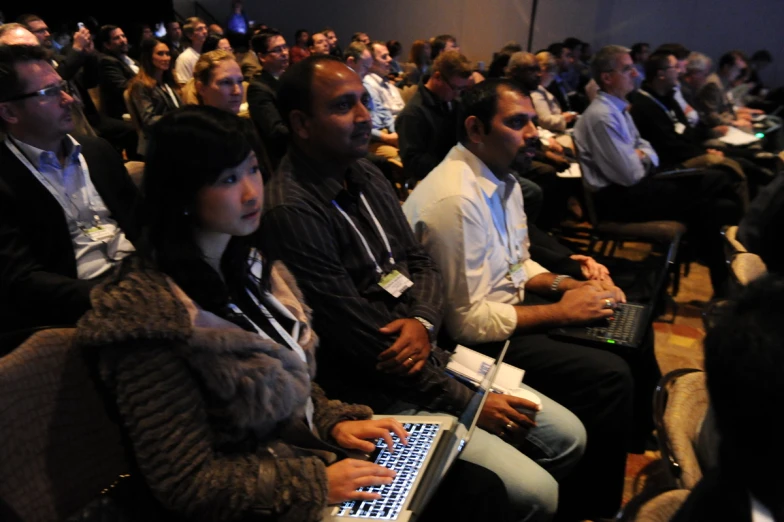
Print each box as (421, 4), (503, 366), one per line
(447, 345), (525, 393)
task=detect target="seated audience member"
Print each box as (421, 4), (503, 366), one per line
(561, 37), (584, 92)
(343, 41), (372, 78)
(323, 27), (342, 58)
(403, 78), (648, 520)
(672, 275), (784, 522)
(429, 33), (459, 61)
(0, 45), (139, 333)
(173, 17), (208, 85)
(97, 25), (139, 121)
(532, 51), (577, 134)
(630, 42), (649, 90)
(574, 45), (744, 295)
(308, 31), (330, 56)
(126, 38), (181, 156)
(226, 0), (249, 36)
(396, 50), (473, 180)
(737, 169), (784, 274)
(654, 43), (701, 128)
(183, 50), (245, 117)
(76, 104), (515, 522)
(161, 20), (183, 62)
(403, 39), (431, 86)
(201, 33), (232, 54)
(260, 55), (588, 522)
(17, 15), (99, 137)
(544, 43), (573, 112)
(351, 31), (371, 46)
(364, 41), (406, 160)
(386, 39), (403, 76)
(680, 52), (727, 135)
(208, 24), (224, 37)
(247, 30), (290, 169)
(700, 50), (761, 129)
(290, 29), (310, 64)
(487, 43), (522, 79)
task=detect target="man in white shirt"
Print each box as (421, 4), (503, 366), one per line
(363, 41), (405, 160)
(0, 44), (140, 333)
(403, 78), (642, 521)
(174, 17), (207, 84)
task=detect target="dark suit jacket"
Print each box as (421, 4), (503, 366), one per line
(247, 70), (289, 169)
(0, 135), (141, 333)
(546, 76), (572, 112)
(98, 53), (139, 119)
(127, 81), (181, 154)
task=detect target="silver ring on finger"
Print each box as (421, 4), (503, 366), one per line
(604, 298), (613, 309)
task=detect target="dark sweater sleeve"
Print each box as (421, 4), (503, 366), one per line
(311, 382), (373, 442)
(104, 343), (329, 522)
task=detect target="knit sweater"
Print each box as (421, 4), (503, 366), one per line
(75, 258), (373, 522)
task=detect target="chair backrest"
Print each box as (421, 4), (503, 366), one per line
(87, 86), (103, 116)
(0, 329), (131, 522)
(122, 88), (145, 156)
(722, 225), (768, 286)
(570, 133), (601, 227)
(619, 488), (691, 522)
(654, 369), (712, 490)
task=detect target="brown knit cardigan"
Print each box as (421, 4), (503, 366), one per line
(75, 259), (373, 522)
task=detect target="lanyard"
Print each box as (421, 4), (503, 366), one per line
(161, 84), (180, 108)
(484, 183), (521, 265)
(5, 137), (99, 228)
(332, 193), (395, 275)
(637, 89), (680, 124)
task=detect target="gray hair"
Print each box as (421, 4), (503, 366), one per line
(685, 51), (712, 74)
(591, 45), (630, 88)
(505, 51), (536, 77)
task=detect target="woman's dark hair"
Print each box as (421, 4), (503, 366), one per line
(202, 34), (227, 53)
(130, 38), (177, 89)
(140, 105), (270, 313)
(386, 40), (402, 59)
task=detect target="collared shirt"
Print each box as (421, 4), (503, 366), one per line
(260, 147), (472, 415)
(174, 47), (200, 84)
(751, 495), (774, 522)
(402, 144), (547, 344)
(363, 73), (404, 139)
(573, 91), (659, 189)
(121, 54), (139, 75)
(530, 85), (567, 133)
(7, 135), (134, 280)
(674, 84), (700, 126)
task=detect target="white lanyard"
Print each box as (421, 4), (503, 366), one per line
(332, 192), (395, 276)
(484, 184), (521, 265)
(161, 84), (180, 108)
(637, 89), (680, 124)
(5, 137), (99, 228)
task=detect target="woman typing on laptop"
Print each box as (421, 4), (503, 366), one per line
(75, 107), (512, 521)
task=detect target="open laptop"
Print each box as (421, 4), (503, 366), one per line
(549, 238), (678, 350)
(323, 340), (510, 522)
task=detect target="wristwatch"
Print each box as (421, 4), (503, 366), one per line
(414, 316), (436, 342)
(550, 274), (572, 293)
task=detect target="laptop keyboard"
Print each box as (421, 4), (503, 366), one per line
(333, 422), (441, 519)
(587, 303), (645, 343)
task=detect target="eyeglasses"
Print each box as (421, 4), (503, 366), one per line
(30, 27), (50, 34)
(2, 80), (69, 102)
(604, 65), (635, 75)
(445, 78), (468, 94)
(266, 44), (288, 54)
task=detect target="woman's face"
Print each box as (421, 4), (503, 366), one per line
(197, 59), (244, 114)
(151, 42), (171, 72)
(195, 152), (263, 238)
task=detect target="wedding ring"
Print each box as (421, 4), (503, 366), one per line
(505, 422), (513, 431)
(604, 298), (613, 309)
(407, 357), (415, 364)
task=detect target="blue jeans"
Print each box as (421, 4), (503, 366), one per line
(384, 382), (586, 522)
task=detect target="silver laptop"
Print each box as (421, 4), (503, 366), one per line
(323, 340), (510, 521)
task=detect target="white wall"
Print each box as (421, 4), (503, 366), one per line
(188, 0), (783, 86)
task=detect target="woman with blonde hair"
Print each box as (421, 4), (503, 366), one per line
(182, 49), (247, 116)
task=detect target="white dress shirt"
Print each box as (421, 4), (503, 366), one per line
(7, 135), (135, 279)
(402, 144), (547, 344)
(363, 73), (405, 117)
(174, 47), (200, 84)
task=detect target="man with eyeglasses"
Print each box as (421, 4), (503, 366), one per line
(0, 44), (140, 335)
(247, 29), (290, 169)
(396, 50), (473, 181)
(575, 45), (743, 296)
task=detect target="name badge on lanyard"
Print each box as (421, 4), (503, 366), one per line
(509, 262), (527, 288)
(674, 121), (686, 134)
(333, 193), (413, 298)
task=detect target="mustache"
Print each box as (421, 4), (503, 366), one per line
(352, 121), (372, 135)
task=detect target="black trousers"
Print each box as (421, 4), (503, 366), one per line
(421, 460), (514, 522)
(468, 292), (659, 520)
(595, 169), (743, 295)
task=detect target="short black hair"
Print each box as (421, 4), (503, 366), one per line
(0, 44), (49, 103)
(655, 43), (690, 60)
(386, 40), (402, 59)
(547, 43), (566, 58)
(15, 13), (43, 28)
(97, 24), (120, 51)
(644, 50), (675, 82)
(751, 49), (772, 63)
(277, 54), (343, 125)
(294, 29), (308, 41)
(563, 37), (583, 51)
(718, 50), (747, 70)
(457, 78), (526, 142)
(250, 28), (282, 54)
(630, 42), (649, 61)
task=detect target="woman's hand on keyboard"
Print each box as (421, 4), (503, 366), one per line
(332, 418), (409, 453)
(326, 459), (397, 504)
